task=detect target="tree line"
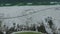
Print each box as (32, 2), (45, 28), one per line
(0, 0), (60, 3)
(0, 0), (60, 6)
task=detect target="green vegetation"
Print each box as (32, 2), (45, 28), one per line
(16, 32), (42, 34)
(0, 0), (60, 6)
(0, 2), (60, 7)
(0, 21), (2, 27)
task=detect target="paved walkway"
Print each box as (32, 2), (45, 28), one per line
(11, 31), (42, 34)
